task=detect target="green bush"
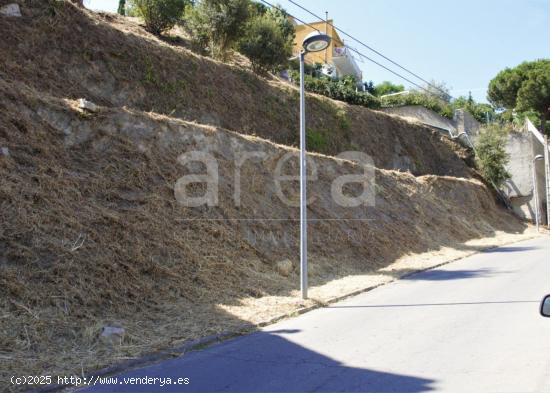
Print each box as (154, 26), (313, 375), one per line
(451, 94), (495, 123)
(474, 123), (511, 187)
(186, 0), (250, 60)
(380, 92), (453, 119)
(373, 81), (404, 97)
(290, 72), (381, 109)
(306, 128), (328, 152)
(238, 13), (293, 74)
(129, 0), (189, 35)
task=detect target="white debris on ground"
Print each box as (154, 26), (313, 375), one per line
(78, 98), (99, 113)
(100, 326), (125, 345)
(0, 3), (22, 17)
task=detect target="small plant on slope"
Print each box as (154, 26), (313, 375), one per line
(475, 123), (511, 188)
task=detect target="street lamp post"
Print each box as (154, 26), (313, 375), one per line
(298, 31), (331, 300)
(533, 154), (544, 232)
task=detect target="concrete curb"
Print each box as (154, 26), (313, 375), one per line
(40, 234), (542, 392)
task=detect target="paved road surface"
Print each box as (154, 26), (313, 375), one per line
(82, 237), (550, 392)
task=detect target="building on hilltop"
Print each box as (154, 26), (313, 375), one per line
(292, 18), (362, 82)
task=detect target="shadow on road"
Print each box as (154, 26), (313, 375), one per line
(83, 331), (436, 393)
(327, 300), (539, 309)
(398, 267), (519, 281)
(483, 246), (538, 253)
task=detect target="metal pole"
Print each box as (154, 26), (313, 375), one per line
(533, 160), (540, 232)
(324, 12), (328, 65)
(299, 51), (308, 300)
(545, 135), (550, 228)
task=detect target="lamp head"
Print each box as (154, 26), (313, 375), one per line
(302, 31), (331, 53)
(534, 154), (544, 161)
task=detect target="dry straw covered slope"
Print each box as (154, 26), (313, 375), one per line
(0, 78), (525, 381)
(0, 0), (527, 386)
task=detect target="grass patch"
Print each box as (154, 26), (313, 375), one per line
(306, 128), (329, 152)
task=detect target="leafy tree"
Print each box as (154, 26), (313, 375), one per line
(264, 5), (294, 45)
(248, 1), (267, 16)
(125, 2), (140, 16)
(488, 59), (550, 133)
(238, 13), (293, 73)
(467, 91), (474, 106)
(474, 123), (511, 187)
(373, 81), (404, 97)
(186, 0), (250, 60)
(363, 80), (375, 95)
(451, 92), (495, 123)
(245, 2), (293, 39)
(118, 0), (126, 15)
(129, 0), (189, 35)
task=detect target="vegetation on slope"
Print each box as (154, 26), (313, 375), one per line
(0, 0), (471, 176)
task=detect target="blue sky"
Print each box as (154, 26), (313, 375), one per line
(86, 0), (549, 102)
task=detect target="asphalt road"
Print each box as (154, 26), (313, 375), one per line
(82, 237), (550, 393)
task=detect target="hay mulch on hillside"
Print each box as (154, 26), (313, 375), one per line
(0, 80), (531, 389)
(0, 1), (533, 390)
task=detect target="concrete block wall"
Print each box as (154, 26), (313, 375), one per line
(454, 109), (481, 139)
(502, 131), (547, 224)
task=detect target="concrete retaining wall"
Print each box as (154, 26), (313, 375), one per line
(380, 106), (456, 134)
(381, 105), (548, 224)
(379, 106), (481, 140)
(502, 131), (547, 224)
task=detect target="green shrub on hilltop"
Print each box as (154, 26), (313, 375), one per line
(373, 81), (404, 97)
(238, 11), (294, 74)
(289, 72), (381, 109)
(186, 0), (250, 60)
(129, 0), (189, 35)
(380, 91), (453, 119)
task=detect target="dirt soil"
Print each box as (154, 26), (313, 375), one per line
(0, 1), (531, 389)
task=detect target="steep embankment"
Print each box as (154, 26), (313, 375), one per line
(0, 78), (524, 380)
(0, 0), (524, 383)
(0, 0), (470, 176)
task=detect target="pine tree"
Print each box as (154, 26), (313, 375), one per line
(118, 0), (126, 15)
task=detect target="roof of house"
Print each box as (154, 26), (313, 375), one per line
(292, 19), (344, 47)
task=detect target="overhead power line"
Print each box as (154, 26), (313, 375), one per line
(257, 0), (436, 96)
(285, 0), (452, 99)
